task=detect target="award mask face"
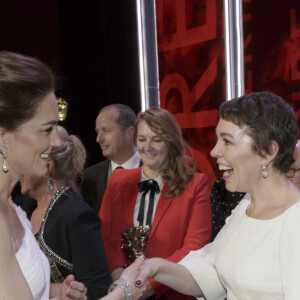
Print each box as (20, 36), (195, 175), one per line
(121, 226), (150, 262)
(57, 98), (68, 121)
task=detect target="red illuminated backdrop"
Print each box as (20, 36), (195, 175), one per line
(156, 0), (225, 186)
(156, 0), (300, 186)
(243, 0), (300, 124)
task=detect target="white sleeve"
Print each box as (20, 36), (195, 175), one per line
(279, 204), (300, 299)
(178, 198), (251, 299)
(179, 242), (226, 300)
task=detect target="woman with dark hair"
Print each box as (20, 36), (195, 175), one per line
(0, 51), (86, 299)
(100, 107), (212, 299)
(135, 92), (300, 299)
(19, 126), (112, 300)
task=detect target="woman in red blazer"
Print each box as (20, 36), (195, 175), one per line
(100, 108), (212, 300)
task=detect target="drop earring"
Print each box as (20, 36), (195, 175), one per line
(262, 163), (268, 178)
(47, 174), (53, 191)
(0, 143), (8, 173)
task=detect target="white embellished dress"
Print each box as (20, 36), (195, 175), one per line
(180, 194), (300, 300)
(15, 204), (50, 300)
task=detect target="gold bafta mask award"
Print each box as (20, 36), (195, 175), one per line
(57, 98), (68, 121)
(121, 226), (150, 262)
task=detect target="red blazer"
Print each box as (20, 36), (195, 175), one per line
(100, 167), (212, 299)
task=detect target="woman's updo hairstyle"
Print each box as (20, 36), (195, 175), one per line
(50, 126), (86, 193)
(0, 51), (55, 130)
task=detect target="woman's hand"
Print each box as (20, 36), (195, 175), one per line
(134, 257), (161, 286)
(135, 257), (204, 297)
(137, 281), (155, 300)
(119, 256), (148, 300)
(59, 275), (87, 300)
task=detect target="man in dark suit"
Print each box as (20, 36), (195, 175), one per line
(81, 104), (141, 213)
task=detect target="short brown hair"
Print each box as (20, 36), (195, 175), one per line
(219, 91), (298, 173)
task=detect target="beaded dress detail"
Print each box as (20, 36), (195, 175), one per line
(35, 185), (73, 283)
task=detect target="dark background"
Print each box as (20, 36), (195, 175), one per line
(0, 0), (141, 166)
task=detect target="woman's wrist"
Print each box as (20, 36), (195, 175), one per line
(110, 286), (127, 300)
(145, 257), (163, 280)
(108, 278), (133, 300)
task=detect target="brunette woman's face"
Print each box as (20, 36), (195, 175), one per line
(5, 92), (61, 179)
(137, 121), (168, 178)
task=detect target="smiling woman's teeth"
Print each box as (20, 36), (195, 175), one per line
(219, 165), (232, 171)
(40, 153), (49, 159)
(219, 165), (233, 176)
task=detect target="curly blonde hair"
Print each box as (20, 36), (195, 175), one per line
(50, 126), (86, 193)
(136, 108), (195, 198)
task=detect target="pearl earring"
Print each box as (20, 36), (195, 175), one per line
(262, 163), (268, 178)
(0, 143), (8, 172)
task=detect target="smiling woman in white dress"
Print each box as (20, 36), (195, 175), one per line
(135, 91), (300, 300)
(0, 51), (86, 300)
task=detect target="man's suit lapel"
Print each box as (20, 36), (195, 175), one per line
(150, 185), (174, 234)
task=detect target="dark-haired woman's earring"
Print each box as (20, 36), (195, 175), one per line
(0, 143), (8, 173)
(47, 174), (53, 191)
(262, 163), (268, 178)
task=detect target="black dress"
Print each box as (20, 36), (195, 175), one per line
(14, 185), (112, 300)
(210, 178), (246, 241)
